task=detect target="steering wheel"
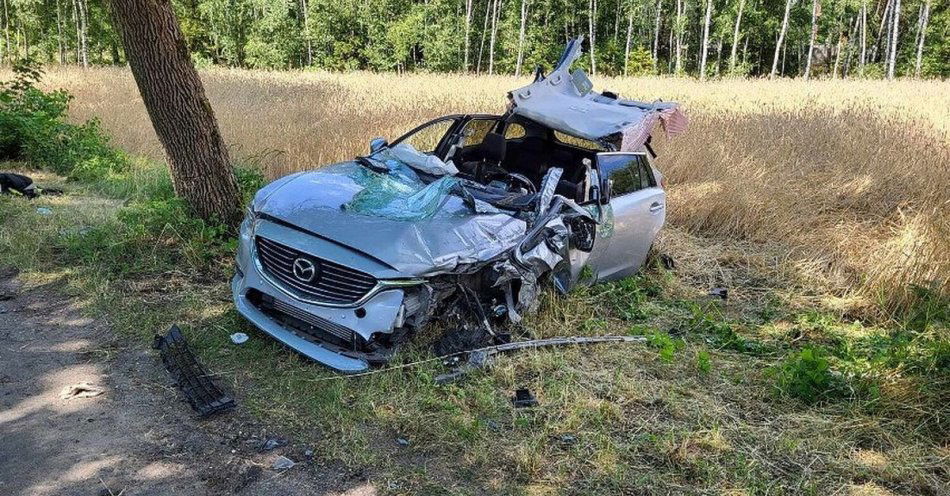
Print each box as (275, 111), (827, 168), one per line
(482, 168), (537, 194)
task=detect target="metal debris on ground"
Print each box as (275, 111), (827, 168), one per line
(434, 335), (648, 384)
(229, 332), (249, 344)
(35, 207), (52, 216)
(59, 382), (104, 399)
(260, 437), (286, 451)
(153, 325), (236, 417)
(395, 437), (411, 447)
(659, 254), (676, 270)
(708, 287), (729, 300)
(512, 388), (538, 408)
(271, 455), (296, 470)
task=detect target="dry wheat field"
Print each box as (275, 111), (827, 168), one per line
(44, 66), (949, 318)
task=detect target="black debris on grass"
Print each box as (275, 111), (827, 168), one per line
(153, 325), (235, 418)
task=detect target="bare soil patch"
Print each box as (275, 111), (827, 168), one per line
(0, 269), (375, 496)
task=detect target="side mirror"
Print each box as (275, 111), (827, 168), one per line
(599, 177), (612, 204)
(369, 137), (388, 153)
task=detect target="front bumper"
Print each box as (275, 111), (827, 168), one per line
(231, 217), (412, 373)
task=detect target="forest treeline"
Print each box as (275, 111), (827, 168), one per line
(2, 0), (948, 78)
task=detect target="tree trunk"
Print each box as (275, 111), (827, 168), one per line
(729, 0), (745, 73)
(476, 0), (491, 73)
(625, 8), (634, 75)
(464, 0), (473, 71)
(804, 0), (820, 80)
(300, 0), (312, 66)
(675, 0), (683, 74)
(588, 0), (597, 75)
(859, 1), (867, 74)
(515, 0), (528, 76)
(108, 0), (242, 225)
(914, 0), (929, 77)
(653, 0), (663, 71)
(2, 0), (10, 63)
(488, 0), (500, 75)
(56, 0), (67, 64)
(887, 0), (900, 79)
(872, 0), (892, 63)
(699, 0), (712, 80)
(770, 0), (794, 79)
(832, 23), (843, 77)
(77, 0), (89, 67)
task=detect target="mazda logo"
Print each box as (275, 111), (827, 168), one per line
(292, 257), (318, 283)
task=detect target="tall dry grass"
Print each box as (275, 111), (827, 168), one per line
(29, 66), (950, 317)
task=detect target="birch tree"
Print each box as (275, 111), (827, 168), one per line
(804, 0), (820, 80)
(729, 0), (745, 73)
(914, 0), (929, 77)
(653, 0), (663, 70)
(887, 0), (901, 79)
(588, 0), (597, 75)
(770, 0), (794, 79)
(515, 0), (529, 76)
(464, 0), (474, 71)
(699, 0), (713, 80)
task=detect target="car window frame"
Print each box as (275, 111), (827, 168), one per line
(596, 151), (655, 198)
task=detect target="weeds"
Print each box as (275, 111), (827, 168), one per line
(0, 60), (127, 179)
(769, 347), (848, 404)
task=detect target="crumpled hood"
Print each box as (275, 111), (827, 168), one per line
(254, 162), (527, 276)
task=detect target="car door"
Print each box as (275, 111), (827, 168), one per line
(591, 152), (666, 281)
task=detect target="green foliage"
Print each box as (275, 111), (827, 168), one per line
(696, 350), (712, 374)
(769, 347), (847, 404)
(647, 331), (685, 362)
(2, 0), (949, 78)
(59, 195), (232, 277)
(0, 60), (128, 180)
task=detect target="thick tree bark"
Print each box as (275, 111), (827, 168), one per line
(699, 0), (713, 80)
(108, 0), (242, 225)
(913, 0), (929, 77)
(770, 0), (794, 79)
(887, 0), (900, 79)
(804, 0), (820, 80)
(729, 0), (745, 73)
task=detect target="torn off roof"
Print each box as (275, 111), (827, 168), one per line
(508, 36), (688, 148)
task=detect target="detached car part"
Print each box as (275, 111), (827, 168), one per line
(154, 326), (236, 417)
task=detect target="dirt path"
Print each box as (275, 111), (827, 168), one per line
(0, 271), (376, 496)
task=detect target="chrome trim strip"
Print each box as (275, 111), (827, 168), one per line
(251, 242), (424, 308)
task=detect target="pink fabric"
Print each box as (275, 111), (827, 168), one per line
(620, 105), (688, 151)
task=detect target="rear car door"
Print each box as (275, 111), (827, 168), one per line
(591, 152), (665, 280)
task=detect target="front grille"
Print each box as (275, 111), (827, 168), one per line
(247, 289), (359, 350)
(255, 236), (377, 304)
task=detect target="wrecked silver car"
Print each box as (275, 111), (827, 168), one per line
(232, 37), (687, 373)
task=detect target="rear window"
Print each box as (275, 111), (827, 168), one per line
(553, 131), (607, 151)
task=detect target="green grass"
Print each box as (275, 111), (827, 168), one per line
(1, 162), (948, 495)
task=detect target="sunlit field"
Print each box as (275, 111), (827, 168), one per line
(42, 67), (950, 317)
(3, 67), (947, 494)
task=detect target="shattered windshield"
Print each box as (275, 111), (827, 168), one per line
(348, 142), (536, 221)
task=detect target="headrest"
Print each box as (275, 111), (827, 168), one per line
(480, 132), (507, 163)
